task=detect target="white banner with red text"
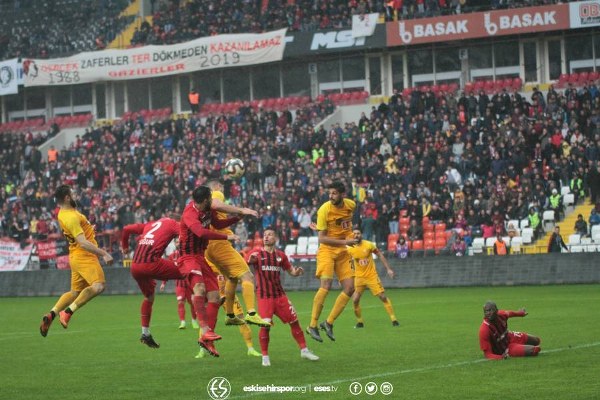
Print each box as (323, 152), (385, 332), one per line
(0, 239), (33, 271)
(23, 29), (287, 87)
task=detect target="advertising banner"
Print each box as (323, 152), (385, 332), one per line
(0, 58), (19, 96)
(284, 24), (387, 57)
(0, 239), (33, 271)
(37, 238), (70, 269)
(570, 0), (600, 28)
(23, 29), (287, 87)
(386, 4), (569, 46)
(352, 13), (379, 38)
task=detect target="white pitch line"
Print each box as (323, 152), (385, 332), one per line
(227, 341), (600, 399)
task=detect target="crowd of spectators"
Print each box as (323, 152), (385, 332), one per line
(0, 0), (133, 59)
(0, 0), (571, 58)
(130, 0), (566, 47)
(2, 81), (600, 260)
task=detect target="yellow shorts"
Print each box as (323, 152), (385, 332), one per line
(315, 246), (354, 282)
(69, 254), (105, 292)
(216, 274), (244, 315)
(355, 274), (385, 296)
(206, 240), (250, 279)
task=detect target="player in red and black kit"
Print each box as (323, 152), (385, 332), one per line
(247, 228), (319, 367)
(479, 301), (542, 360)
(179, 186), (240, 357)
(121, 217), (182, 348)
(159, 239), (199, 330)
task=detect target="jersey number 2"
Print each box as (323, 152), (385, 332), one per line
(144, 221), (162, 239)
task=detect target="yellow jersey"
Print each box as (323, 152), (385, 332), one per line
(211, 190), (233, 235)
(316, 198), (355, 245)
(347, 240), (377, 278)
(57, 209), (97, 256)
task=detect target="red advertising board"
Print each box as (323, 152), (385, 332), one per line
(387, 4), (569, 46)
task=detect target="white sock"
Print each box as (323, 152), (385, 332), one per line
(142, 327), (150, 335)
(262, 355), (270, 362)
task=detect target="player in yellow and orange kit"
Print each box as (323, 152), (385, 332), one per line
(307, 181), (359, 342)
(347, 229), (399, 328)
(39, 185), (113, 337)
(205, 180), (269, 328)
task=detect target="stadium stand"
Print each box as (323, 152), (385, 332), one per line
(0, 0), (133, 59)
(2, 80), (600, 262)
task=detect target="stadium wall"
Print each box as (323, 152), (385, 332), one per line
(1, 254), (598, 297)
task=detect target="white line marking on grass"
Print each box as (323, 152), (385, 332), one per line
(228, 341), (600, 399)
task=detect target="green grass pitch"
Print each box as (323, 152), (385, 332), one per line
(1, 284), (599, 400)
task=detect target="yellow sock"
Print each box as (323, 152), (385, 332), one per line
(224, 279), (237, 315)
(239, 323), (253, 348)
(354, 303), (363, 323)
(326, 292), (351, 325)
(310, 288), (329, 327)
(51, 292), (77, 314)
(382, 298), (396, 321)
(241, 280), (256, 313)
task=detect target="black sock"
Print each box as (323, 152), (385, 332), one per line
(65, 308), (74, 315)
(227, 313), (235, 319)
(50, 311), (56, 319)
(248, 311), (256, 316)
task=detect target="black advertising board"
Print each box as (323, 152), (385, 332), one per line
(283, 24), (387, 58)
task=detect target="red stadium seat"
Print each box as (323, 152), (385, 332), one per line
(399, 217), (410, 226)
(568, 73), (579, 85)
(387, 240), (397, 252)
(512, 77), (523, 89)
(473, 80), (485, 92)
(424, 231), (435, 241)
(589, 71), (599, 82)
(448, 82), (459, 93)
(503, 78), (513, 90)
(424, 239), (435, 250)
(435, 223), (446, 232)
(484, 80), (495, 93)
(388, 233), (400, 242)
(412, 240), (423, 250)
(434, 239), (446, 249)
(439, 83), (449, 93)
(578, 71), (589, 85)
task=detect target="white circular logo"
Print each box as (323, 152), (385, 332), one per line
(380, 382), (394, 396)
(365, 382), (378, 395)
(349, 382), (362, 395)
(207, 377), (231, 400)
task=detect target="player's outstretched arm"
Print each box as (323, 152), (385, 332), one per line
(288, 266), (304, 277)
(374, 248), (394, 278)
(211, 198), (258, 217)
(75, 233), (113, 264)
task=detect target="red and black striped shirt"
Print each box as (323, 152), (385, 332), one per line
(247, 248), (291, 299)
(479, 310), (526, 358)
(122, 218), (179, 264)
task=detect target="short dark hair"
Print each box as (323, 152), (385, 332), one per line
(54, 185), (72, 204)
(192, 186), (212, 204)
(263, 226), (278, 237)
(328, 181), (346, 194)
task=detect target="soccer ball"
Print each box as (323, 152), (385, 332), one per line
(225, 158), (245, 178)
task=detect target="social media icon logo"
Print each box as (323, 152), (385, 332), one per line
(207, 377), (231, 400)
(365, 381), (378, 395)
(380, 382), (394, 396)
(349, 382), (362, 395)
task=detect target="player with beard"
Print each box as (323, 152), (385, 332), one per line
(479, 301), (541, 359)
(39, 185), (113, 337)
(179, 186), (240, 357)
(307, 181), (359, 342)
